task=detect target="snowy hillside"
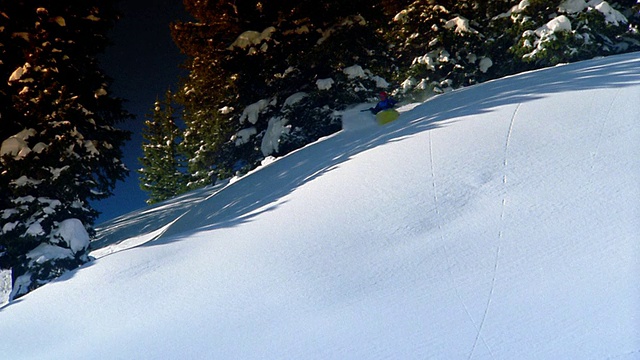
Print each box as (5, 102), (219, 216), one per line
(1, 52), (639, 359)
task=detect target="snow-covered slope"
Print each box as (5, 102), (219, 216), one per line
(1, 52), (639, 360)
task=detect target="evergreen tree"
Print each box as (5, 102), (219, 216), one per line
(0, 1), (131, 299)
(161, 0), (640, 193)
(139, 90), (187, 204)
(171, 0), (397, 181)
(388, 0), (514, 99)
(495, 0), (640, 69)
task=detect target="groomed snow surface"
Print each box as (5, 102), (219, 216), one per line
(1, 52), (639, 359)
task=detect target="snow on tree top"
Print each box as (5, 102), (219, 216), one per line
(1, 129), (37, 160)
(559, 0), (628, 25)
(239, 99), (271, 124)
(8, 64), (28, 82)
(479, 57), (493, 73)
(219, 106), (234, 115)
(444, 16), (479, 35)
(536, 15), (572, 37)
(10, 176), (42, 188)
(493, 0), (530, 20)
(53, 218), (90, 253)
(591, 1), (628, 25)
(393, 10), (409, 23)
(282, 92), (307, 110)
(343, 65), (366, 79)
(228, 27), (276, 50)
(232, 127), (257, 146)
(52, 16), (66, 27)
(316, 78), (334, 90)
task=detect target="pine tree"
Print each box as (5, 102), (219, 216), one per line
(388, 0), (515, 99)
(139, 90), (187, 204)
(0, 1), (131, 299)
(170, 0), (397, 181)
(494, 0), (640, 69)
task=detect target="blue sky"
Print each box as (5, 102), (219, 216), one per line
(94, 0), (188, 223)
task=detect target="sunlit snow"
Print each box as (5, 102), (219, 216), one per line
(0, 52), (638, 360)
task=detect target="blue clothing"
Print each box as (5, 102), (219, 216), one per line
(371, 98), (397, 114)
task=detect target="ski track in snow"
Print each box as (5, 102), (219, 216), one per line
(467, 102), (520, 359)
(590, 88), (620, 172)
(428, 131), (495, 359)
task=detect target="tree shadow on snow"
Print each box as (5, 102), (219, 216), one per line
(94, 52), (640, 251)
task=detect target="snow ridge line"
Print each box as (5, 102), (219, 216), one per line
(468, 103), (521, 359)
(428, 132), (494, 359)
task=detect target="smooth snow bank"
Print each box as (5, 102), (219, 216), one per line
(1, 53), (639, 360)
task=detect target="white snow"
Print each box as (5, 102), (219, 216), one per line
(0, 52), (639, 359)
(2, 221), (18, 233)
(393, 9), (409, 23)
(494, 0), (530, 19)
(536, 15), (572, 38)
(53, 219), (90, 254)
(559, 0), (628, 25)
(25, 221), (44, 236)
(523, 16), (574, 59)
(27, 243), (73, 264)
(560, 0), (591, 13)
(316, 78), (334, 90)
(52, 16), (66, 27)
(8, 64), (27, 82)
(93, 88), (107, 97)
(444, 16), (479, 35)
(260, 117), (289, 156)
(343, 65), (367, 79)
(0, 270), (10, 305)
(592, 1), (627, 25)
(1, 128), (36, 160)
(371, 75), (389, 88)
(281, 91), (307, 109)
(479, 57), (493, 73)
(401, 76), (417, 92)
(232, 127), (257, 146)
(1, 137), (28, 159)
(218, 105), (234, 114)
(84, 140), (99, 155)
(11, 175), (41, 187)
(228, 27), (276, 50)
(32, 142), (47, 153)
(239, 99), (270, 124)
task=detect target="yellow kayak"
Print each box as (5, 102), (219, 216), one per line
(376, 109), (400, 125)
